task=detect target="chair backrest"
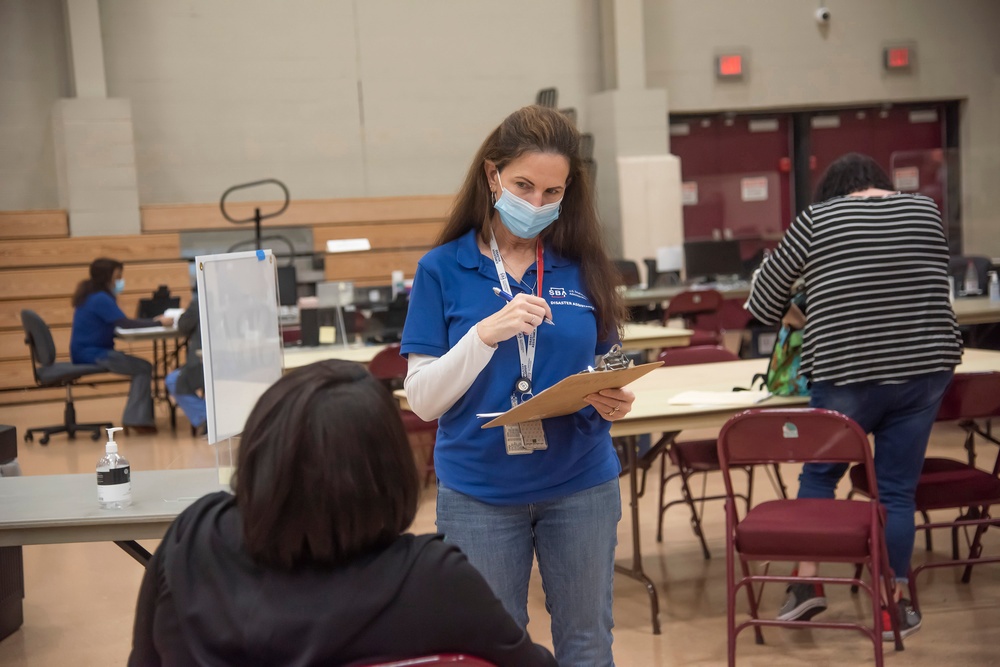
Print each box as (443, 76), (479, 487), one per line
(717, 408), (877, 500)
(936, 372), (1000, 421)
(612, 259), (641, 288)
(20, 309), (57, 368)
(657, 345), (739, 367)
(664, 289), (723, 320)
(368, 343), (407, 382)
(361, 655), (497, 667)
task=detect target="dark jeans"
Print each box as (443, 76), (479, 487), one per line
(800, 370), (953, 582)
(96, 350), (154, 427)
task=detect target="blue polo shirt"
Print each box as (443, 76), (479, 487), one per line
(401, 229), (621, 505)
(71, 291), (126, 364)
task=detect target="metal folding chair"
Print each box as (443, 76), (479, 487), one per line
(718, 408), (902, 667)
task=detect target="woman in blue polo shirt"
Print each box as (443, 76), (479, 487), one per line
(70, 258), (173, 433)
(401, 105), (632, 666)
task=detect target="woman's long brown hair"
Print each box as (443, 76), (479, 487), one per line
(437, 105), (626, 340)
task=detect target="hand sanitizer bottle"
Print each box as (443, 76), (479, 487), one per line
(963, 259), (980, 296)
(97, 427), (132, 509)
(989, 271), (1000, 303)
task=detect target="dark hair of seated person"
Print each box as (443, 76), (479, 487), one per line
(72, 257), (124, 307)
(813, 152), (894, 203)
(234, 359), (419, 570)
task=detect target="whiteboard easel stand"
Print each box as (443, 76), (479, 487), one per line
(196, 249), (285, 488)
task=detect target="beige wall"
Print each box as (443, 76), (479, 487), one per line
(643, 0), (1000, 256)
(0, 0), (69, 210)
(0, 0), (996, 255)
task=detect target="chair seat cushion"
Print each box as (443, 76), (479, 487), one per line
(36, 362), (105, 385)
(670, 439), (720, 470)
(399, 409), (437, 434)
(850, 459), (1000, 510)
(913, 458), (1000, 509)
(736, 498), (875, 559)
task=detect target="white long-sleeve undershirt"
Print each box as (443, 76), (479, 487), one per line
(403, 325), (497, 421)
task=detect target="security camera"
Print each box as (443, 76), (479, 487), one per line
(815, 7), (831, 23)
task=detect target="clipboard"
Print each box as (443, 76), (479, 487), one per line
(481, 361), (663, 428)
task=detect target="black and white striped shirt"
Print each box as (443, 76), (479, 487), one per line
(746, 193), (962, 385)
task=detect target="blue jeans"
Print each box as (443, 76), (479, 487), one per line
(96, 350), (154, 426)
(165, 370), (206, 428)
(800, 370), (953, 582)
(436, 479), (621, 667)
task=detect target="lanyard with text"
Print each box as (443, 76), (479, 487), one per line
(488, 231), (545, 402)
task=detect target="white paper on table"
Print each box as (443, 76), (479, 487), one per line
(162, 307), (184, 324)
(667, 390), (771, 406)
(115, 326), (168, 335)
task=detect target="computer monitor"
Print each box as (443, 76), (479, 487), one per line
(137, 285), (181, 318)
(683, 239), (745, 282)
(276, 265), (298, 307)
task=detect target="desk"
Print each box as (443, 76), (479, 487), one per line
(953, 296), (1000, 325)
(608, 347), (1000, 633)
(622, 283), (750, 308)
(116, 327), (187, 427)
(0, 467), (222, 565)
(281, 325), (691, 372)
(621, 323), (692, 352)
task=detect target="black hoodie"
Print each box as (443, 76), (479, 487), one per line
(129, 492), (556, 667)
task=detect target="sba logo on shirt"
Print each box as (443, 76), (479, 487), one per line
(548, 287), (567, 298)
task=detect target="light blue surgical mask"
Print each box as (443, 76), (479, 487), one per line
(114, 278), (125, 294)
(494, 172), (562, 239)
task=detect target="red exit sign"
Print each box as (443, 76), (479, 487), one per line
(716, 54), (744, 79)
(884, 46), (913, 70)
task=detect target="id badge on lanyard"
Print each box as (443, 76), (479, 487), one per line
(490, 231), (548, 455)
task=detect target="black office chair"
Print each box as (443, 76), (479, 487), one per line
(20, 310), (113, 445)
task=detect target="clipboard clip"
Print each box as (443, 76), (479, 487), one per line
(583, 344), (632, 373)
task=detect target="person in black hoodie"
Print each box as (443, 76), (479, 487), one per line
(128, 359), (556, 667)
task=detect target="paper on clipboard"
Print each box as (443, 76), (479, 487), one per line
(481, 362), (663, 429)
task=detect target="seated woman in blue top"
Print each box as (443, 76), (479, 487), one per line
(70, 258), (173, 434)
(401, 105), (634, 666)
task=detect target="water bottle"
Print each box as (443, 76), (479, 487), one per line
(963, 259), (980, 296)
(97, 427), (132, 509)
(989, 271), (1000, 303)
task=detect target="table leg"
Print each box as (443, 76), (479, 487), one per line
(114, 540), (152, 566)
(614, 435), (661, 634)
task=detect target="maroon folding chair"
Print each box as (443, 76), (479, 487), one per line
(848, 371), (1000, 598)
(368, 343), (437, 487)
(662, 289), (724, 346)
(653, 346), (787, 558)
(360, 655), (497, 667)
(718, 408), (902, 667)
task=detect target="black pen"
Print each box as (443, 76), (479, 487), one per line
(492, 287), (555, 325)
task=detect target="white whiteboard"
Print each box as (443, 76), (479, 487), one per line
(196, 249), (284, 444)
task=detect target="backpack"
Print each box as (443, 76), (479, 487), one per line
(752, 324), (809, 396)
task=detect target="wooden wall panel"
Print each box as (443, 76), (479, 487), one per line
(0, 291), (192, 332)
(324, 250), (427, 283)
(0, 210), (69, 239)
(141, 195), (454, 232)
(0, 359), (125, 391)
(0, 381), (128, 406)
(0, 262), (191, 301)
(312, 221), (444, 253)
(0, 234), (180, 268)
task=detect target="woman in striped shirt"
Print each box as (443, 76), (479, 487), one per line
(746, 152), (962, 640)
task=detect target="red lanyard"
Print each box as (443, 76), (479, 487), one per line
(535, 240), (544, 297)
